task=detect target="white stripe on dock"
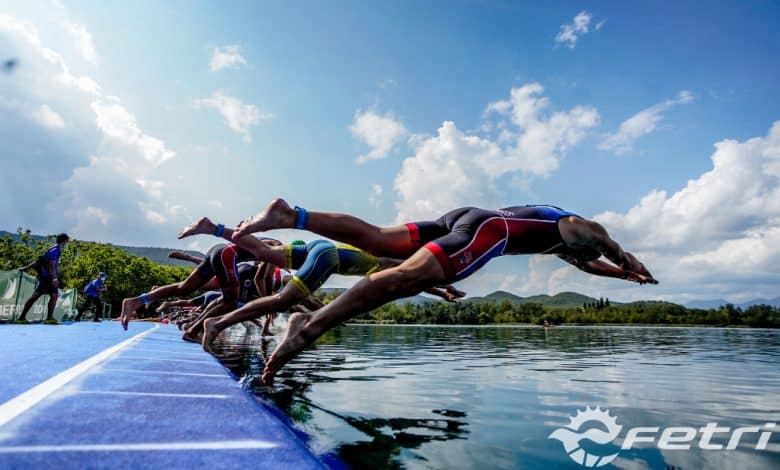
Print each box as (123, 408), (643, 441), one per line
(77, 391), (229, 399)
(99, 367), (225, 378)
(0, 325), (159, 429)
(115, 356), (215, 364)
(125, 349), (209, 358)
(0, 440), (278, 453)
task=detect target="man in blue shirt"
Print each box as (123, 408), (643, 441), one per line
(77, 272), (107, 322)
(16, 233), (70, 324)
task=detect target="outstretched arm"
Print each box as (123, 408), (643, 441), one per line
(561, 218), (657, 283)
(424, 287), (462, 302)
(557, 254), (657, 284)
(169, 251), (204, 265)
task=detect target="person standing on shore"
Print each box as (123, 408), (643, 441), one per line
(77, 271), (107, 322)
(16, 233), (69, 324)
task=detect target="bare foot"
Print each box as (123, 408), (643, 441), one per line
(182, 330), (202, 343)
(120, 299), (139, 331)
(178, 217), (217, 239)
(261, 312), (312, 384)
(201, 318), (222, 353)
(234, 198), (296, 238)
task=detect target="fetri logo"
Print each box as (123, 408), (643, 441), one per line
(548, 406), (622, 467)
(549, 406), (776, 467)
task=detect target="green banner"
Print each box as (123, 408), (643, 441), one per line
(0, 271), (78, 322)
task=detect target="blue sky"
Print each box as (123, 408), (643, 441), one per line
(1, 1), (778, 303)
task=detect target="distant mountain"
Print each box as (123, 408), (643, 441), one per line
(685, 299), (731, 310)
(116, 246), (206, 267)
(738, 297), (780, 309)
(317, 287), (436, 305)
(1, 230), (204, 267)
(466, 290), (600, 309)
(685, 297), (780, 309)
(624, 300), (685, 309)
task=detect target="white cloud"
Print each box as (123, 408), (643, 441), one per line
(209, 45), (247, 72)
(32, 104), (65, 129)
(393, 83), (599, 222)
(555, 11), (600, 49)
(394, 122), (502, 222)
(532, 121), (780, 302)
(135, 178), (166, 199)
(378, 79), (397, 89)
(0, 13), (102, 95)
(483, 83), (600, 177)
(195, 92), (273, 143)
(599, 91), (695, 155)
(349, 110), (408, 164)
(143, 207), (167, 224)
(1, 11), (188, 245)
(91, 100), (175, 165)
(0, 98), (65, 129)
(84, 206), (111, 225)
(208, 200), (223, 208)
(64, 21), (98, 65)
(368, 184), (383, 207)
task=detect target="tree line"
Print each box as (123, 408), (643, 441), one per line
(1, 229), (191, 315)
(315, 292), (779, 328)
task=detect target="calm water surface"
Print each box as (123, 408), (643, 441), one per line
(211, 325), (780, 469)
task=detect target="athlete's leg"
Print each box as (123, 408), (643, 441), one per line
(120, 269), (206, 330)
(45, 291), (58, 321)
(234, 198), (415, 257)
(261, 248), (447, 383)
(202, 283), (305, 352)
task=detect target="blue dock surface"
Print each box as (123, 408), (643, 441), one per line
(0, 322), (334, 469)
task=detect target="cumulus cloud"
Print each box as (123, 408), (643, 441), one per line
(483, 83), (600, 177)
(64, 21), (98, 65)
(394, 83), (599, 222)
(368, 184), (383, 207)
(534, 121), (780, 302)
(209, 45), (247, 72)
(32, 104), (65, 129)
(0, 99), (65, 129)
(1, 11), (189, 245)
(349, 110), (408, 164)
(600, 91), (695, 155)
(195, 92), (273, 143)
(555, 11), (600, 49)
(91, 100), (175, 165)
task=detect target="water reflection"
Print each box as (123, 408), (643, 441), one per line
(210, 324), (780, 469)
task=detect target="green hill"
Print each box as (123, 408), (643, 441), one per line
(1, 230), (204, 267)
(466, 290), (600, 309)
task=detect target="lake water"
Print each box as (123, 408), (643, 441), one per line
(211, 324), (780, 469)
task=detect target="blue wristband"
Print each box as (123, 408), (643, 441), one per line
(294, 206), (308, 229)
(214, 224), (225, 237)
(140, 293), (150, 305)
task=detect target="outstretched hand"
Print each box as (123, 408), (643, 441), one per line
(624, 271), (659, 285)
(445, 286), (467, 298)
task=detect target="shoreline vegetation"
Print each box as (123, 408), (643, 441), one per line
(2, 229), (778, 328)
